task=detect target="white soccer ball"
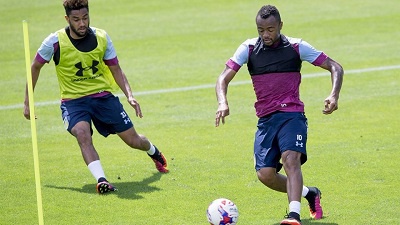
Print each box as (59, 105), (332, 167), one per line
(206, 198), (239, 225)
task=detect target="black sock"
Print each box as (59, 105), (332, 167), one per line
(148, 147), (166, 165)
(148, 146), (160, 158)
(98, 177), (107, 183)
(288, 212), (301, 221)
(305, 187), (316, 202)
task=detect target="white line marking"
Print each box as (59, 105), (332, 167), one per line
(2, 65), (400, 111)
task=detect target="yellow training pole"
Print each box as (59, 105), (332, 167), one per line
(23, 20), (44, 225)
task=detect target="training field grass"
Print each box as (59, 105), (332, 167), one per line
(1, 0), (399, 224)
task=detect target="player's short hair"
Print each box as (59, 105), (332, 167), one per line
(63, 0), (89, 16)
(257, 5), (281, 23)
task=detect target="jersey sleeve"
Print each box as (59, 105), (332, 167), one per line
(36, 32), (59, 64)
(226, 38), (257, 72)
(103, 32), (119, 66)
(104, 33), (117, 60)
(298, 39), (328, 66)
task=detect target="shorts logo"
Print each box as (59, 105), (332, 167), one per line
(120, 111), (131, 124)
(75, 60), (99, 76)
(296, 134), (304, 148)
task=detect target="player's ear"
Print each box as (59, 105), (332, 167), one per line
(279, 21), (283, 30)
(64, 15), (69, 23)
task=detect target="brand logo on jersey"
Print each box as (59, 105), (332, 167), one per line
(75, 60), (99, 76)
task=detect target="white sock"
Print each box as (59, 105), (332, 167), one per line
(289, 201), (301, 215)
(146, 142), (156, 155)
(302, 186), (309, 197)
(87, 160), (106, 181)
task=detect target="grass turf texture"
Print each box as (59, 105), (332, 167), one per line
(1, 0), (399, 224)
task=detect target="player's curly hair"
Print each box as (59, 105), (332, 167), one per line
(63, 0), (89, 16)
(257, 5), (281, 23)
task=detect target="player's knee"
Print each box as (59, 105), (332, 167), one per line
(71, 122), (90, 137)
(72, 127), (92, 145)
(282, 150), (301, 172)
(257, 168), (277, 186)
(73, 128), (86, 137)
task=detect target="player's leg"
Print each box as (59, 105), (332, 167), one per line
(279, 112), (323, 223)
(117, 128), (168, 173)
(61, 99), (116, 193)
(257, 167), (287, 192)
(91, 94), (168, 173)
(117, 127), (150, 151)
(252, 112), (305, 224)
(257, 162), (318, 209)
(254, 114), (288, 192)
(71, 121), (99, 164)
(254, 115), (286, 192)
(71, 121), (117, 193)
(280, 149), (303, 224)
(281, 153), (323, 220)
(282, 150), (303, 202)
(278, 113), (306, 223)
(253, 115), (300, 224)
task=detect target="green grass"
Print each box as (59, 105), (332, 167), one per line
(1, 0), (400, 224)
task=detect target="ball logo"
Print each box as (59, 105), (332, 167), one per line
(207, 198), (239, 225)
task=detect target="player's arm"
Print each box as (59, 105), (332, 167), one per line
(23, 59), (45, 120)
(318, 57), (344, 114)
(108, 64), (142, 118)
(215, 66), (237, 127)
(103, 31), (143, 117)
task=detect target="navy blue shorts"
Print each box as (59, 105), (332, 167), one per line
(60, 93), (133, 137)
(254, 112), (308, 171)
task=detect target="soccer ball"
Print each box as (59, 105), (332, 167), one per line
(206, 198), (239, 225)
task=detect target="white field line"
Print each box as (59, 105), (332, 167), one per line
(2, 65), (400, 111)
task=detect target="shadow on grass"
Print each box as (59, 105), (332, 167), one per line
(272, 218), (338, 225)
(45, 172), (164, 200)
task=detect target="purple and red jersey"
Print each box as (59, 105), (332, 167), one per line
(226, 35), (328, 118)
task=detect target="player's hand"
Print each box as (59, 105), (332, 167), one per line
(127, 97), (143, 118)
(322, 95), (338, 115)
(215, 103), (229, 127)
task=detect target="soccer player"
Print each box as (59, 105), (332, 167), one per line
(23, 0), (168, 194)
(214, 5), (343, 225)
